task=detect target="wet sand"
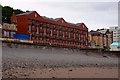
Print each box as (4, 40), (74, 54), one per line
(3, 67), (118, 78)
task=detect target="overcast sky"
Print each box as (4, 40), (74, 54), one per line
(0, 0), (119, 30)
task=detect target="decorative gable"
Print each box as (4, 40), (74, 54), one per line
(60, 18), (66, 23)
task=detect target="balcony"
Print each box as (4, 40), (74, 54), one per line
(62, 37), (66, 41)
(59, 32), (63, 35)
(70, 34), (74, 37)
(70, 38), (74, 41)
(32, 39), (38, 43)
(62, 28), (66, 31)
(67, 38), (71, 41)
(42, 24), (47, 28)
(46, 35), (50, 38)
(75, 35), (79, 38)
(35, 34), (40, 37)
(56, 26), (60, 30)
(46, 29), (51, 34)
(53, 36), (56, 39)
(28, 21), (32, 24)
(42, 35), (46, 38)
(35, 23), (40, 26)
(50, 25), (54, 29)
(37, 40), (41, 43)
(53, 31), (57, 35)
(56, 37), (60, 40)
(68, 28), (73, 32)
(67, 28), (70, 32)
(50, 36), (54, 39)
(73, 29), (76, 33)
(31, 27), (36, 31)
(65, 33), (68, 37)
(78, 41), (81, 43)
(40, 29), (44, 33)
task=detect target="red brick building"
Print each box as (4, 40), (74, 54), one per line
(11, 11), (88, 48)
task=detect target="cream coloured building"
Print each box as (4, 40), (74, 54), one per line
(110, 26), (120, 51)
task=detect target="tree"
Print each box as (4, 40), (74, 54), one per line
(2, 5), (25, 23)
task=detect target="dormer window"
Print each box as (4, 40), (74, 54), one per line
(83, 25), (85, 28)
(61, 20), (64, 23)
(35, 13), (37, 18)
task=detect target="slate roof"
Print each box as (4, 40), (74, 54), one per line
(89, 30), (102, 35)
(16, 11), (34, 16)
(15, 11), (86, 28)
(41, 16), (54, 21)
(54, 18), (62, 21)
(76, 23), (82, 26)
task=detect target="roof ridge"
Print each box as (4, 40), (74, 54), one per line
(16, 11), (35, 16)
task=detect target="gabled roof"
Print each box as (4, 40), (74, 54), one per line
(97, 29), (112, 34)
(76, 23), (82, 26)
(13, 11), (88, 30)
(89, 30), (103, 35)
(16, 11), (35, 16)
(67, 22), (75, 26)
(97, 29), (108, 34)
(42, 17), (65, 22)
(54, 18), (66, 24)
(41, 16), (54, 21)
(54, 18), (62, 21)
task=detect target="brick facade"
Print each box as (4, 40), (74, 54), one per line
(11, 11), (89, 48)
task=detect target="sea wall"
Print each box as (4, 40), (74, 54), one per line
(2, 41), (119, 57)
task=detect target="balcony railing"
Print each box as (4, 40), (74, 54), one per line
(56, 26), (60, 30)
(28, 21), (32, 24)
(46, 29), (51, 34)
(65, 33), (68, 37)
(40, 29), (44, 33)
(62, 37), (66, 41)
(62, 28), (66, 31)
(42, 35), (46, 38)
(42, 24), (47, 27)
(59, 32), (63, 35)
(31, 27), (36, 31)
(46, 35), (50, 38)
(35, 34), (40, 37)
(56, 37), (60, 40)
(53, 31), (57, 35)
(73, 29), (76, 33)
(70, 34), (74, 37)
(50, 25), (54, 29)
(50, 36), (54, 39)
(35, 23), (40, 26)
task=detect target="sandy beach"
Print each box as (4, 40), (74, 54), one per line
(3, 67), (118, 78)
(2, 46), (118, 78)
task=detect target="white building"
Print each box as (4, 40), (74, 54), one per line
(110, 42), (120, 51)
(110, 26), (120, 51)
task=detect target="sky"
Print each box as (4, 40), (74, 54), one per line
(0, 0), (119, 30)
